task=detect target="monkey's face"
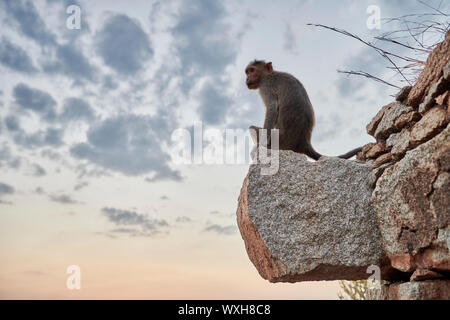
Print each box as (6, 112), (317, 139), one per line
(245, 65), (261, 90)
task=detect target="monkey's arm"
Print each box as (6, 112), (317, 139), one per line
(263, 93), (279, 130)
(249, 125), (260, 144)
(261, 92), (279, 148)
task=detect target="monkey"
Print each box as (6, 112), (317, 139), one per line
(245, 59), (362, 160)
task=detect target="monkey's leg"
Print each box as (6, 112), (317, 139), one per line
(249, 125), (261, 144)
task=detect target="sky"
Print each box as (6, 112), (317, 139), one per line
(0, 0), (448, 299)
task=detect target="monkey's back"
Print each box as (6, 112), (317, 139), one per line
(263, 71), (316, 151)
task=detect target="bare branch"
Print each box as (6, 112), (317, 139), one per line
(337, 70), (401, 89)
(418, 0), (448, 16)
(374, 36), (431, 53)
(307, 23), (412, 84)
(307, 5), (448, 90)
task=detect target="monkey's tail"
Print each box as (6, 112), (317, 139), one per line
(338, 147), (363, 159)
(305, 145), (322, 161)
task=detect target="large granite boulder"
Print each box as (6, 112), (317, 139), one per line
(236, 150), (399, 282)
(371, 124), (450, 273)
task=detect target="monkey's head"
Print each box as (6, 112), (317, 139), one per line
(245, 60), (273, 90)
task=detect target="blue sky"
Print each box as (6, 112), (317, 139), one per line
(0, 0), (448, 299)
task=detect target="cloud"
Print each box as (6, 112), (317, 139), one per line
(13, 83), (57, 121)
(2, 1), (95, 83)
(32, 163), (46, 177)
(0, 182), (15, 196)
(5, 115), (20, 131)
(70, 114), (181, 180)
(0, 37), (37, 73)
(176, 216), (192, 223)
(0, 182), (15, 204)
(41, 149), (62, 161)
(0, 143), (22, 169)
(0, 0), (57, 47)
(102, 207), (148, 225)
(313, 112), (344, 143)
(35, 187), (45, 194)
(59, 98), (96, 123)
(197, 82), (232, 125)
(49, 194), (78, 204)
(42, 44), (97, 82)
(334, 45), (388, 98)
(95, 14), (153, 75)
(73, 181), (89, 191)
(168, 0), (239, 123)
(203, 224), (236, 236)
(45, 0), (92, 42)
(283, 22), (299, 54)
(171, 0), (236, 82)
(102, 75), (119, 90)
(145, 170), (182, 183)
(13, 127), (65, 148)
(102, 207), (169, 237)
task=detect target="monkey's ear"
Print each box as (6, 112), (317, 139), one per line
(266, 62), (273, 73)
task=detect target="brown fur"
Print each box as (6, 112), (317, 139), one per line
(246, 60), (361, 160)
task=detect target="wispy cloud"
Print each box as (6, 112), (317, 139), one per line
(0, 143), (22, 169)
(203, 224), (236, 236)
(49, 194), (78, 204)
(0, 0), (57, 47)
(283, 22), (299, 55)
(31, 163), (46, 177)
(101, 207), (169, 237)
(13, 127), (65, 149)
(197, 82), (232, 125)
(0, 182), (15, 195)
(0, 182), (15, 204)
(171, 0), (236, 83)
(4, 115), (20, 132)
(42, 44), (98, 83)
(13, 83), (57, 121)
(73, 181), (89, 191)
(176, 216), (192, 223)
(0, 37), (37, 73)
(70, 114), (181, 180)
(59, 98), (96, 123)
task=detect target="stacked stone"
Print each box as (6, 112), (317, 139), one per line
(362, 31), (450, 299)
(235, 31), (449, 300)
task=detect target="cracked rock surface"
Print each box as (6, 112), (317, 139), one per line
(236, 151), (398, 282)
(371, 124), (450, 273)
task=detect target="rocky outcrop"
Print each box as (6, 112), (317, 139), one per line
(360, 32), (450, 299)
(371, 125), (449, 273)
(406, 30), (450, 108)
(237, 150), (398, 282)
(366, 280), (450, 300)
(236, 31), (449, 300)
